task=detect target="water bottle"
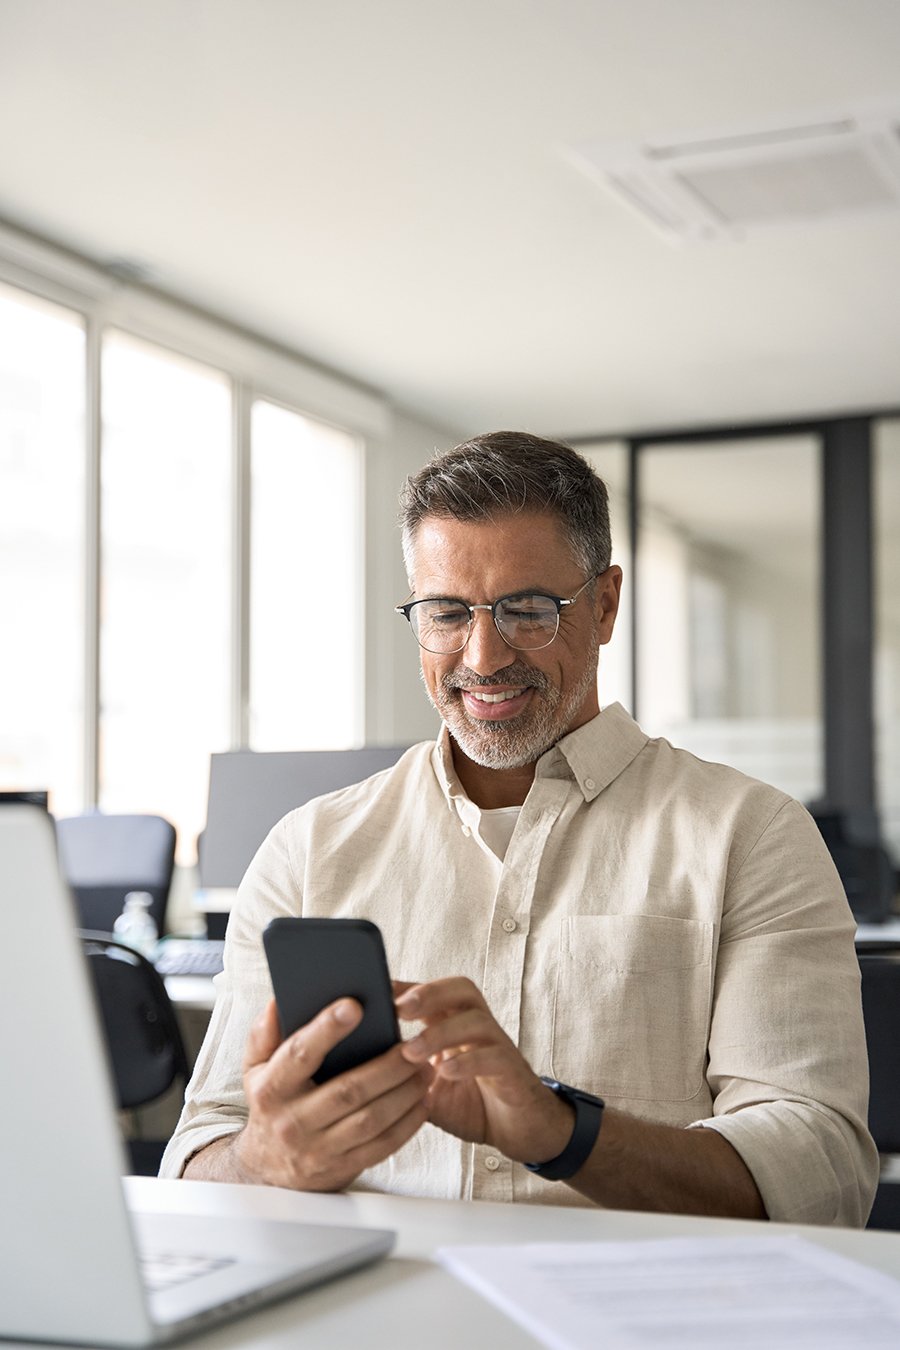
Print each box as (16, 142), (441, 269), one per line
(113, 891), (159, 959)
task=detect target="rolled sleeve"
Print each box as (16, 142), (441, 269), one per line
(690, 800), (878, 1226)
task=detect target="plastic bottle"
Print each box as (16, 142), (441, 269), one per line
(113, 891), (159, 959)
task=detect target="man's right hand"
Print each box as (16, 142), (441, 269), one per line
(184, 996), (431, 1191)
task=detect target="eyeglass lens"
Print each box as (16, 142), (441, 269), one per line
(410, 595), (561, 653)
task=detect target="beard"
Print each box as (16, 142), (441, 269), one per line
(426, 646), (601, 771)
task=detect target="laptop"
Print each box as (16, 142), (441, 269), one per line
(0, 805), (395, 1347)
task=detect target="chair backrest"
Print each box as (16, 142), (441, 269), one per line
(56, 813), (176, 934)
(858, 951), (900, 1153)
(79, 932), (189, 1110)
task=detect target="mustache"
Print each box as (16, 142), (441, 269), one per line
(441, 661), (551, 694)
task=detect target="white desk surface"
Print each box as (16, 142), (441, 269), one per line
(164, 975), (218, 1011)
(117, 1177), (900, 1350)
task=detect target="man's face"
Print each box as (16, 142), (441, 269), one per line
(407, 512), (621, 771)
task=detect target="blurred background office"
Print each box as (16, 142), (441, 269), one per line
(0, 0), (898, 919)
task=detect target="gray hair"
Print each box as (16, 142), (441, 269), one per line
(399, 430), (612, 583)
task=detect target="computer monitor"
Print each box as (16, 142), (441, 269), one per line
(198, 747), (409, 890)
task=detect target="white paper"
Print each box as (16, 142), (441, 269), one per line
(436, 1234), (900, 1349)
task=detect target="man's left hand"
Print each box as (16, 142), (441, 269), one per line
(394, 977), (574, 1164)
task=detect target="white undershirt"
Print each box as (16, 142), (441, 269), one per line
(476, 806), (522, 862)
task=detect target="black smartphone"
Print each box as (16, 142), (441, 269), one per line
(262, 917), (400, 1083)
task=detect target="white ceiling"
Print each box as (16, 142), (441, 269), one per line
(2, 0), (900, 439)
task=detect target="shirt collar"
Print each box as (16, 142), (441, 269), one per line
(538, 702), (649, 801)
(430, 702), (647, 809)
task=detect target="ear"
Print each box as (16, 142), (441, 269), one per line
(593, 566), (623, 645)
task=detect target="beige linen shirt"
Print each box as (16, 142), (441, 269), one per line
(161, 704), (878, 1226)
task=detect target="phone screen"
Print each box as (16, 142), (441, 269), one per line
(262, 917), (400, 1083)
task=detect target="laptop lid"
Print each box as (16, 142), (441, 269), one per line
(0, 805), (393, 1347)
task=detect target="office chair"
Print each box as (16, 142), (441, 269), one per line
(56, 812), (177, 935)
(859, 950), (900, 1230)
(79, 931), (190, 1175)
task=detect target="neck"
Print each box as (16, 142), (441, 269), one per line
(450, 744), (536, 809)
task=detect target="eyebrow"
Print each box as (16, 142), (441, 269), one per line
(415, 587), (557, 603)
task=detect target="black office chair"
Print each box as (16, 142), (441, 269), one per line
(79, 931), (190, 1175)
(57, 813), (177, 935)
(859, 950), (900, 1230)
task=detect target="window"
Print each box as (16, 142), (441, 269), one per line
(250, 400), (363, 749)
(0, 284), (85, 816)
(0, 236), (374, 873)
(99, 332), (232, 857)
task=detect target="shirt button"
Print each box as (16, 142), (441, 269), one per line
(484, 1155), (501, 1171)
(584, 777), (596, 791)
(501, 918), (517, 933)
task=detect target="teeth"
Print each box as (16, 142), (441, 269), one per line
(467, 688), (525, 704)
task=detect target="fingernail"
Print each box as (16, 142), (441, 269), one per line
(397, 990), (419, 1012)
(334, 999), (358, 1024)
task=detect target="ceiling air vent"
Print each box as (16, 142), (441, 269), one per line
(567, 100), (900, 243)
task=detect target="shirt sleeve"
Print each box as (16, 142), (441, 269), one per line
(688, 798), (879, 1227)
(158, 815), (301, 1179)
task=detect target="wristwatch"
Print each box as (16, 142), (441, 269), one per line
(523, 1077), (605, 1181)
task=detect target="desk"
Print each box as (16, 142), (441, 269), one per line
(856, 918), (900, 950)
(164, 975), (218, 1012)
(116, 1177), (900, 1349)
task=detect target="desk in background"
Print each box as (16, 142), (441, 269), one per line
(856, 917), (900, 949)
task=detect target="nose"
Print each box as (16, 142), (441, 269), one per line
(462, 607), (513, 677)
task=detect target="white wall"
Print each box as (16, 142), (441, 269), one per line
(363, 409), (462, 748)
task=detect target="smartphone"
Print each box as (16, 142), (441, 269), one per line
(262, 917), (400, 1083)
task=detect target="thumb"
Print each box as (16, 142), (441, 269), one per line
(243, 997), (282, 1073)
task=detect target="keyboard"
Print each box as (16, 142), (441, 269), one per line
(154, 939), (225, 978)
(142, 1251), (235, 1292)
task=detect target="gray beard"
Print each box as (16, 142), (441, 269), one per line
(426, 651), (600, 771)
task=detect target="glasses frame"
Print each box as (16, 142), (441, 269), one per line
(395, 575), (597, 654)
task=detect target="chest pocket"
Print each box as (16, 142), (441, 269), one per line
(550, 914), (714, 1102)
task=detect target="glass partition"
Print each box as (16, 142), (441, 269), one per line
(636, 435), (822, 802)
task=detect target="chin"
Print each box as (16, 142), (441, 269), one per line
(447, 712), (563, 771)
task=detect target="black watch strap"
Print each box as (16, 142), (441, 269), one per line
(523, 1077), (605, 1181)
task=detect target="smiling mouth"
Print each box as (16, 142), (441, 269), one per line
(465, 687), (527, 704)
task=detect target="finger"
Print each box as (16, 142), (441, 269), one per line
(432, 1044), (525, 1080)
(311, 1042), (431, 1131)
(242, 998), (283, 1074)
(325, 1068), (432, 1155)
(395, 976), (485, 1021)
(265, 997), (364, 1097)
(329, 1095), (431, 1183)
(392, 979), (417, 997)
(401, 1007), (503, 1063)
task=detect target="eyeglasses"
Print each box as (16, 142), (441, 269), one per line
(395, 576), (596, 654)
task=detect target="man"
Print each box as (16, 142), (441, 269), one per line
(161, 431), (877, 1225)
